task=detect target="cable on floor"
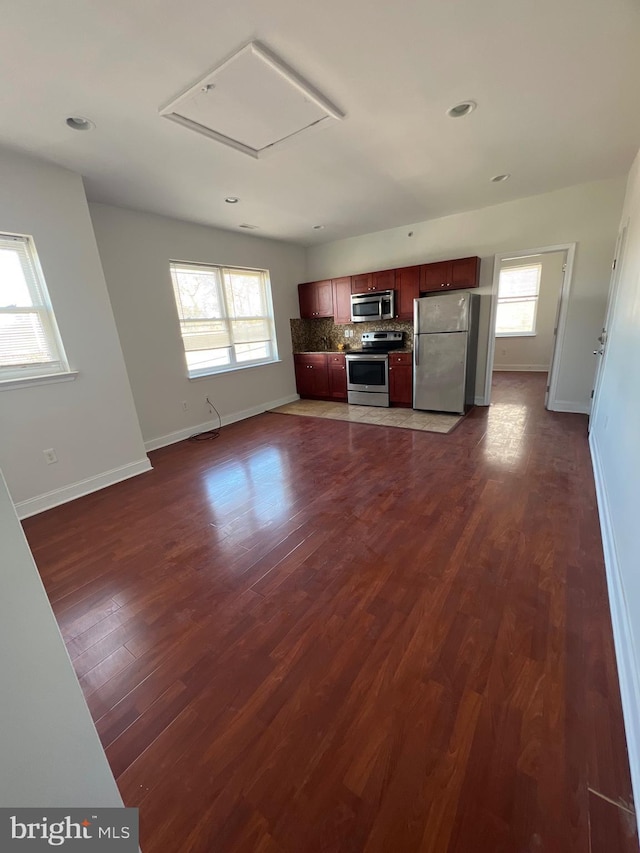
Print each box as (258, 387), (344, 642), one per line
(188, 396), (222, 441)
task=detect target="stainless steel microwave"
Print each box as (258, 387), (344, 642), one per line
(350, 289), (395, 323)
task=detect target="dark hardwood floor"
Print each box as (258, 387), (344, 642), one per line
(23, 372), (635, 852)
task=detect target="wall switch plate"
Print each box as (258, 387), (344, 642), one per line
(43, 448), (58, 464)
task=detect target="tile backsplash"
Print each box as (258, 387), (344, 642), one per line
(290, 318), (414, 353)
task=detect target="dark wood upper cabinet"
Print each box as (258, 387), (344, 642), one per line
(372, 269), (396, 291)
(298, 280), (333, 318)
(421, 261), (451, 292)
(351, 269), (396, 293)
(298, 257), (479, 318)
(332, 277), (352, 325)
(395, 266), (421, 320)
(351, 273), (372, 294)
(421, 257), (480, 293)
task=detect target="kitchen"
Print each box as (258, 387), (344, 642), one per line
(291, 255), (480, 417)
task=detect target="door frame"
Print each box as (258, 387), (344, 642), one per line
(482, 242), (576, 410)
(590, 221), (628, 429)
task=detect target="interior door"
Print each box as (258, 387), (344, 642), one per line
(589, 224), (628, 429)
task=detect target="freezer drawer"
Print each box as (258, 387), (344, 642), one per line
(413, 332), (468, 413)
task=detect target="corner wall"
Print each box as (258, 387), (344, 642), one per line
(589, 149), (640, 812)
(0, 147), (149, 514)
(306, 178), (625, 409)
(89, 204), (306, 449)
(0, 469), (123, 806)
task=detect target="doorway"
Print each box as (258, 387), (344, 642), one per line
(482, 243), (576, 409)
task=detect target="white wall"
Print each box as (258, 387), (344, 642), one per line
(590, 150), (640, 810)
(0, 148), (148, 514)
(307, 178), (625, 409)
(89, 204), (306, 448)
(494, 251), (565, 371)
(0, 469), (123, 806)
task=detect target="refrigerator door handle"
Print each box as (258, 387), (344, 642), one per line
(414, 336), (419, 365)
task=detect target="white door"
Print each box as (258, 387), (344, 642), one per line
(590, 224), (627, 430)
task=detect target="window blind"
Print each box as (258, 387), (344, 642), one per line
(169, 261), (278, 377)
(0, 234), (68, 381)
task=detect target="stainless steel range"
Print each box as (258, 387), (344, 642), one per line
(346, 331), (404, 407)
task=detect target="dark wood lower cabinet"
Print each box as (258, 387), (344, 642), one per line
(296, 352), (411, 406)
(294, 353), (329, 398)
(328, 354), (347, 400)
(389, 352), (413, 406)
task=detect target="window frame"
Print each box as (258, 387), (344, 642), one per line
(495, 263), (542, 338)
(169, 260), (279, 379)
(0, 232), (72, 385)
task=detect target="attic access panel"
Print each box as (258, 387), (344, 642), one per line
(160, 41), (344, 159)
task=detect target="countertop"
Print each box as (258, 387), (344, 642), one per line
(294, 349), (413, 354)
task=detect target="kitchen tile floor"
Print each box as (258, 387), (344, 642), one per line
(270, 399), (464, 433)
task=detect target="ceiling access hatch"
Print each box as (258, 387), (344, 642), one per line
(159, 41), (345, 159)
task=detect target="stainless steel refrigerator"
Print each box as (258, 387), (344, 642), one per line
(413, 292), (480, 414)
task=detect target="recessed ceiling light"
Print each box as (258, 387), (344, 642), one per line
(239, 224), (258, 229)
(491, 173), (511, 182)
(312, 225), (325, 230)
(65, 116), (95, 131)
(225, 196), (240, 204)
(446, 101), (477, 119)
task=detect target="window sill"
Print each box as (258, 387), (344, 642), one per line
(187, 359), (282, 380)
(495, 333), (537, 338)
(0, 371), (79, 391)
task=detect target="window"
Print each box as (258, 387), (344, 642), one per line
(495, 263), (542, 337)
(169, 261), (278, 378)
(0, 234), (70, 382)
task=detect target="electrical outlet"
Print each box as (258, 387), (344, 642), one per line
(43, 448), (58, 464)
(182, 401), (188, 412)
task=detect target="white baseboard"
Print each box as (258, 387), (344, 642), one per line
(590, 432), (640, 813)
(493, 365), (549, 372)
(15, 458), (153, 520)
(548, 400), (591, 415)
(144, 394), (301, 452)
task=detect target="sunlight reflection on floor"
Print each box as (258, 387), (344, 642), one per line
(482, 402), (529, 467)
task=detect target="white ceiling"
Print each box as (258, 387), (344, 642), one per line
(1, 0), (639, 246)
